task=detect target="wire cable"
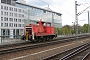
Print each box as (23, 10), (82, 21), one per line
(38, 0), (75, 18)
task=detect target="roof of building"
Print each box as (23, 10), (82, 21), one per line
(16, 2), (62, 16)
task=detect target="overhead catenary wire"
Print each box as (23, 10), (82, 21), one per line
(77, 5), (90, 16)
(38, 0), (75, 18)
(38, 0), (90, 25)
(38, 0), (49, 7)
(77, 1), (90, 8)
(50, 0), (75, 18)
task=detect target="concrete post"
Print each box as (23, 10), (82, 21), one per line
(0, 1), (2, 43)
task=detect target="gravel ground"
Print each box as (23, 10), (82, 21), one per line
(0, 38), (90, 60)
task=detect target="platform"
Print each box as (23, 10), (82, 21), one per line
(0, 38), (25, 45)
(0, 35), (67, 45)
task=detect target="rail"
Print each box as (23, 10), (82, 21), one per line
(43, 42), (90, 60)
(59, 43), (90, 60)
(0, 35), (89, 55)
(82, 52), (90, 60)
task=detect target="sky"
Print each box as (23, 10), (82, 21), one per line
(24, 0), (90, 26)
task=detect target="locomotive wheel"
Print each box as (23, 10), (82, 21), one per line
(41, 36), (44, 42)
(35, 38), (38, 42)
(43, 37), (47, 41)
(48, 37), (51, 41)
(41, 38), (43, 42)
(29, 39), (34, 43)
(46, 37), (49, 41)
(37, 37), (41, 42)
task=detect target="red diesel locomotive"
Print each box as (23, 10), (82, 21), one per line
(21, 20), (56, 42)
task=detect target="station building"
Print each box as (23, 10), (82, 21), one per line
(0, 0), (62, 38)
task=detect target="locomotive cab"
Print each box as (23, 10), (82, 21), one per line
(21, 25), (33, 41)
(26, 26), (32, 40)
(25, 25), (33, 41)
(26, 26), (32, 35)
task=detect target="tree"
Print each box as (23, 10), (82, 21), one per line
(82, 24), (88, 33)
(54, 23), (88, 35)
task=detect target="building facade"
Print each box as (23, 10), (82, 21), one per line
(16, 1), (62, 28)
(0, 0), (62, 38)
(0, 0), (24, 38)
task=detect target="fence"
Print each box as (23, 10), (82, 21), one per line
(0, 35), (22, 43)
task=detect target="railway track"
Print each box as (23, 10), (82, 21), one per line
(0, 34), (89, 55)
(0, 34), (89, 49)
(43, 42), (90, 60)
(82, 52), (90, 60)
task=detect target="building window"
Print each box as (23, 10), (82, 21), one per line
(18, 19), (21, 22)
(1, 23), (3, 26)
(9, 13), (13, 16)
(16, 19), (17, 22)
(16, 24), (17, 27)
(4, 6), (7, 10)
(10, 12), (11, 16)
(7, 7), (8, 10)
(6, 23), (8, 27)
(4, 17), (7, 21)
(4, 12), (8, 16)
(1, 11), (3, 15)
(7, 12), (8, 16)
(22, 10), (24, 13)
(11, 18), (13, 22)
(1, 17), (3, 21)
(6, 18), (8, 21)
(18, 24), (21, 27)
(18, 9), (21, 12)
(12, 13), (13, 16)
(14, 24), (15, 27)
(4, 12), (6, 15)
(14, 8), (17, 12)
(22, 15), (24, 17)
(14, 18), (17, 22)
(1, 5), (3, 9)
(4, 17), (8, 21)
(9, 18), (13, 21)
(9, 7), (13, 11)
(9, 7), (11, 11)
(22, 19), (23, 22)
(11, 8), (13, 11)
(4, 23), (8, 27)
(14, 13), (17, 17)
(9, 23), (13, 27)
(9, 18), (11, 21)
(14, 18), (15, 22)
(14, 24), (17, 27)
(19, 14), (21, 17)
(14, 8), (15, 11)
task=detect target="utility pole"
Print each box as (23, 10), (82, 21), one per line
(88, 11), (90, 33)
(75, 1), (90, 37)
(75, 1), (78, 40)
(52, 13), (54, 26)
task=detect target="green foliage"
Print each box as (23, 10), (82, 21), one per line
(54, 24), (89, 35)
(54, 28), (62, 35)
(82, 24), (88, 33)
